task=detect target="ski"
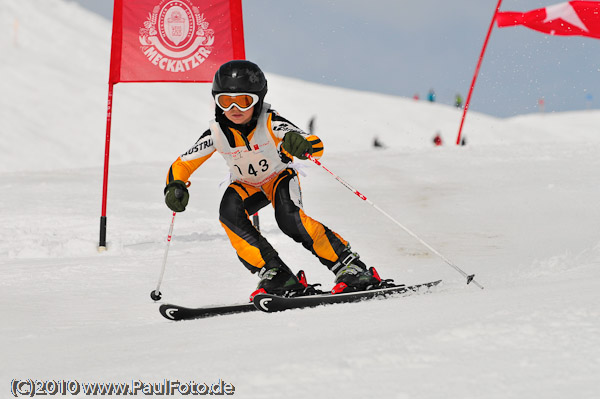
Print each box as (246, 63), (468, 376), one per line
(159, 302), (257, 321)
(159, 280), (441, 321)
(252, 280), (442, 313)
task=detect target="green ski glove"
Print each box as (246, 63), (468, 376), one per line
(164, 180), (189, 212)
(282, 131), (313, 160)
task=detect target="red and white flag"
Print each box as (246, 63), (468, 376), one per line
(496, 1), (600, 39)
(109, 0), (245, 83)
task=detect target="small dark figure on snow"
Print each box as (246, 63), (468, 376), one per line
(455, 93), (463, 108)
(164, 60), (388, 299)
(433, 133), (443, 146)
(373, 136), (386, 149)
(427, 89), (436, 102)
(307, 116), (316, 134)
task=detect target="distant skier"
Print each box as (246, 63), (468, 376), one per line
(455, 93), (463, 108)
(307, 116), (316, 134)
(373, 136), (386, 149)
(427, 89), (436, 102)
(433, 133), (443, 146)
(163, 60), (387, 299)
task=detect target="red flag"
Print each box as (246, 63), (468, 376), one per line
(109, 0), (245, 83)
(496, 1), (600, 39)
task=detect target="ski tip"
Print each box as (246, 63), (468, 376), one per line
(159, 304), (180, 320)
(252, 293), (275, 313)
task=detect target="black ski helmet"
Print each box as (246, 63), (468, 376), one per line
(212, 60), (268, 124)
(212, 60), (268, 105)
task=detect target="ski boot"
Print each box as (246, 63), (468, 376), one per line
(330, 251), (393, 294)
(249, 257), (309, 301)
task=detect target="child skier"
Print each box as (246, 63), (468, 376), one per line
(164, 60), (387, 299)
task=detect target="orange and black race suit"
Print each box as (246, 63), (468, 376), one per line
(166, 104), (350, 273)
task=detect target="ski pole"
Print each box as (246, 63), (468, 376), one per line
(306, 154), (484, 289)
(151, 211), (177, 301)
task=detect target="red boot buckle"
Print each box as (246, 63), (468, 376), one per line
(297, 270), (308, 288)
(370, 267), (382, 282)
(331, 282), (348, 295)
(249, 288), (267, 302)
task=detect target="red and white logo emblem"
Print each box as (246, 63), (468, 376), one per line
(139, 0), (215, 73)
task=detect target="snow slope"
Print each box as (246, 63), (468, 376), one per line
(1, 1), (599, 398)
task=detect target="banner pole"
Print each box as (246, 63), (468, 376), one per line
(456, 0), (503, 145)
(99, 83), (114, 251)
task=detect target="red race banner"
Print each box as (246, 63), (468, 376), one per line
(100, 0), (245, 249)
(496, 1), (600, 39)
(109, 0), (245, 83)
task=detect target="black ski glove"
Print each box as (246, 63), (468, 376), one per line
(282, 131), (313, 160)
(164, 180), (189, 212)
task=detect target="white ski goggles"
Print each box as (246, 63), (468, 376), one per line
(214, 93), (260, 111)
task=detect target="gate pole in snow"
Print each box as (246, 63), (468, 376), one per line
(99, 83), (114, 251)
(456, 0), (503, 145)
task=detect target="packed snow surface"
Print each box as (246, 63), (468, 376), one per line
(1, 1), (599, 398)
